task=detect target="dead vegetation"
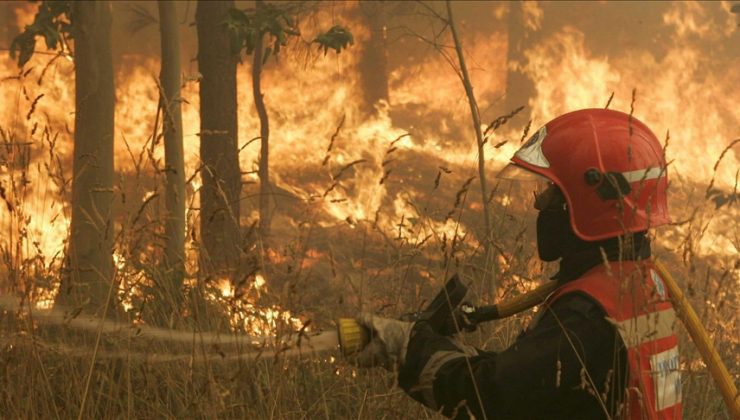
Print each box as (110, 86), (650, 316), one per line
(0, 104), (737, 418)
(0, 5), (738, 419)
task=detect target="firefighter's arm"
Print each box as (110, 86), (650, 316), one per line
(397, 293), (624, 419)
(352, 313), (413, 370)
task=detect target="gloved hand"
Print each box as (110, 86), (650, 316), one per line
(352, 313), (413, 370)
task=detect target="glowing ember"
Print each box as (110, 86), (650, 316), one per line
(217, 277), (232, 298)
(254, 274), (266, 290)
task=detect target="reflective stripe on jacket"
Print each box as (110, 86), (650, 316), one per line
(545, 260), (682, 419)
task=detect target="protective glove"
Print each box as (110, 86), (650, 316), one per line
(351, 313), (413, 370)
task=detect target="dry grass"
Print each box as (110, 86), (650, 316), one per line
(0, 60), (737, 420)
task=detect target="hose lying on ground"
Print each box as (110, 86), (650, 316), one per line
(0, 280), (560, 362)
(0, 295), (341, 361)
(6, 256), (737, 420)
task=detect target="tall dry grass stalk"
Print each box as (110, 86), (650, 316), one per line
(0, 41), (737, 420)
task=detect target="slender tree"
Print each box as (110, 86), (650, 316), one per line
(252, 0), (272, 240)
(158, 0), (185, 311)
(504, 1), (535, 122)
(63, 1), (116, 314)
(357, 1), (389, 115)
(1, 4), (11, 46)
(227, 3), (353, 243)
(196, 0), (241, 274)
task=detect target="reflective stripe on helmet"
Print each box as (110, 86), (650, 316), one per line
(514, 126), (549, 168)
(505, 109), (671, 240)
(622, 167), (666, 183)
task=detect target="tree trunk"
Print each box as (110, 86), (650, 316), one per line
(253, 1), (271, 241)
(445, 1), (495, 293)
(57, 1), (116, 315)
(196, 0), (240, 274)
(357, 1), (389, 115)
(158, 0), (185, 317)
(504, 1), (535, 122)
(0, 2), (12, 47)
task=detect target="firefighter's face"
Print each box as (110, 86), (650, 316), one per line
(496, 164), (574, 261)
(534, 184), (568, 261)
(533, 182), (566, 211)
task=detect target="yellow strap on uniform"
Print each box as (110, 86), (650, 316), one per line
(653, 258), (740, 418)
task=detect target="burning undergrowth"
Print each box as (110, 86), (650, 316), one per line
(0, 1), (738, 418)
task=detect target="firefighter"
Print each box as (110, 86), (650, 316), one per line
(354, 109), (682, 419)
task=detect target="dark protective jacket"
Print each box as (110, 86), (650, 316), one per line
(548, 261), (681, 419)
(398, 240), (681, 419)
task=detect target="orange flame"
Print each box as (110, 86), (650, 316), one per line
(0, 2), (737, 312)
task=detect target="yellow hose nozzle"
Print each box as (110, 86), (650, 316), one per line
(336, 318), (370, 356)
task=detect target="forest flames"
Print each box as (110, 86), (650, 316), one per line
(212, 273), (303, 336)
(0, 2), (738, 419)
(0, 1), (737, 333)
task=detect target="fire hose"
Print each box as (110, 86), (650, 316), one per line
(336, 274), (558, 355)
(0, 259), (736, 415)
(337, 259), (740, 417)
(652, 259), (739, 418)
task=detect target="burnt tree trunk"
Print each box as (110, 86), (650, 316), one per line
(158, 0), (185, 317)
(357, 1), (389, 115)
(58, 1), (116, 315)
(1, 2), (12, 47)
(505, 1), (535, 121)
(196, 0), (241, 274)
(253, 0), (271, 241)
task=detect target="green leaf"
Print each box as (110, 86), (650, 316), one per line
(10, 32), (37, 68)
(224, 8), (252, 54)
(313, 25), (354, 56)
(9, 1), (71, 68)
(262, 46), (272, 64)
(225, 4), (299, 59)
(41, 25), (60, 50)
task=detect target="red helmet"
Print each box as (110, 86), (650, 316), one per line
(500, 109), (670, 241)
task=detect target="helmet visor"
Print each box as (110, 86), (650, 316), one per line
(496, 163), (564, 211)
(496, 163), (549, 182)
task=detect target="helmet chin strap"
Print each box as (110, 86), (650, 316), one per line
(537, 207), (652, 281)
(534, 183), (578, 262)
(536, 209), (580, 262)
